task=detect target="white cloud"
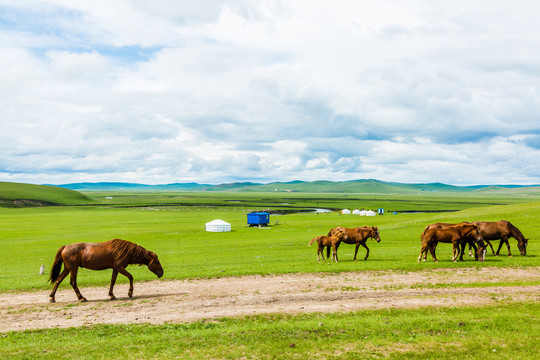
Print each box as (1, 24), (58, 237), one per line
(1, 0), (540, 185)
(47, 51), (110, 79)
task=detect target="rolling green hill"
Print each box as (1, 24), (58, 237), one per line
(57, 179), (540, 194)
(0, 181), (94, 206)
(2, 179), (539, 208)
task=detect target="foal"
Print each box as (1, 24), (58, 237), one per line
(308, 228), (347, 262)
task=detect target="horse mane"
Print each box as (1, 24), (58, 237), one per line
(110, 239), (151, 265)
(505, 221), (526, 242)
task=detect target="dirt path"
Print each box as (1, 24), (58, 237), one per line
(1, 267), (538, 333)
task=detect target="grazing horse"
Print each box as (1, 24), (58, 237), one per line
(421, 222), (492, 257)
(471, 221), (528, 256)
(327, 226), (381, 261)
(419, 223), (486, 263)
(49, 239), (164, 303)
(308, 228), (347, 262)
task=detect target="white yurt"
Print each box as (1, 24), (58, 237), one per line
(366, 210), (377, 216)
(205, 219), (231, 232)
(341, 209), (351, 214)
(352, 209), (361, 215)
(359, 210), (368, 216)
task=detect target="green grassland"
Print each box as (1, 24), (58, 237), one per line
(0, 192), (538, 291)
(0, 184), (539, 359)
(2, 302), (538, 359)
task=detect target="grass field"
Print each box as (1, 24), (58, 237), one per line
(0, 195), (538, 291)
(0, 189), (538, 358)
(2, 302), (538, 359)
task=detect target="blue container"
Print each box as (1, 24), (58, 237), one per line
(247, 212), (270, 226)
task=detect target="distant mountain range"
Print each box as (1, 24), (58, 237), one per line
(53, 179), (540, 194)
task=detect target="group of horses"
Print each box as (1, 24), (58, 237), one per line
(418, 220), (528, 263)
(308, 226), (381, 262)
(307, 220), (528, 265)
(47, 220), (527, 303)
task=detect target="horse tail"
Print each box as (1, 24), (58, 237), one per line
(309, 237), (318, 246)
(506, 221), (526, 242)
(420, 225), (430, 242)
(49, 246), (65, 283)
(420, 226), (433, 246)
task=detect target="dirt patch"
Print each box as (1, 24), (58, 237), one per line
(1, 267), (538, 333)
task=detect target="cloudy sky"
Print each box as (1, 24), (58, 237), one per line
(1, 0), (540, 185)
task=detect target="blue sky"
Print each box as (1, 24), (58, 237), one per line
(1, 0), (540, 185)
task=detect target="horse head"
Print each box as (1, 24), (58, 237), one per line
(371, 227), (381, 243)
(475, 240), (487, 262)
(464, 225), (486, 261)
(518, 238), (528, 256)
(148, 252), (164, 278)
(472, 228), (486, 261)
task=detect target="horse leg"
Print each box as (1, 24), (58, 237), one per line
(332, 245), (338, 262)
(451, 244), (458, 262)
(502, 236), (512, 257)
(317, 245), (324, 262)
(361, 243), (369, 260)
(69, 267), (86, 302)
(459, 243), (468, 261)
(109, 270), (119, 300)
(429, 244), (438, 262)
(418, 243), (428, 263)
(485, 239), (495, 255)
(353, 244), (360, 261)
(470, 243), (478, 260)
(495, 240), (504, 256)
(49, 267), (70, 303)
(424, 244), (431, 262)
(451, 244), (458, 261)
(118, 268), (134, 298)
(468, 243), (473, 257)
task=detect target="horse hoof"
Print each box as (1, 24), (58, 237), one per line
(49, 298), (56, 303)
(110, 296), (116, 301)
(80, 298), (87, 303)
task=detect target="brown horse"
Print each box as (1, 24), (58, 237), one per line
(327, 226), (381, 261)
(419, 223), (486, 262)
(421, 222), (490, 257)
(49, 239), (164, 303)
(471, 221), (528, 256)
(308, 228), (347, 262)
